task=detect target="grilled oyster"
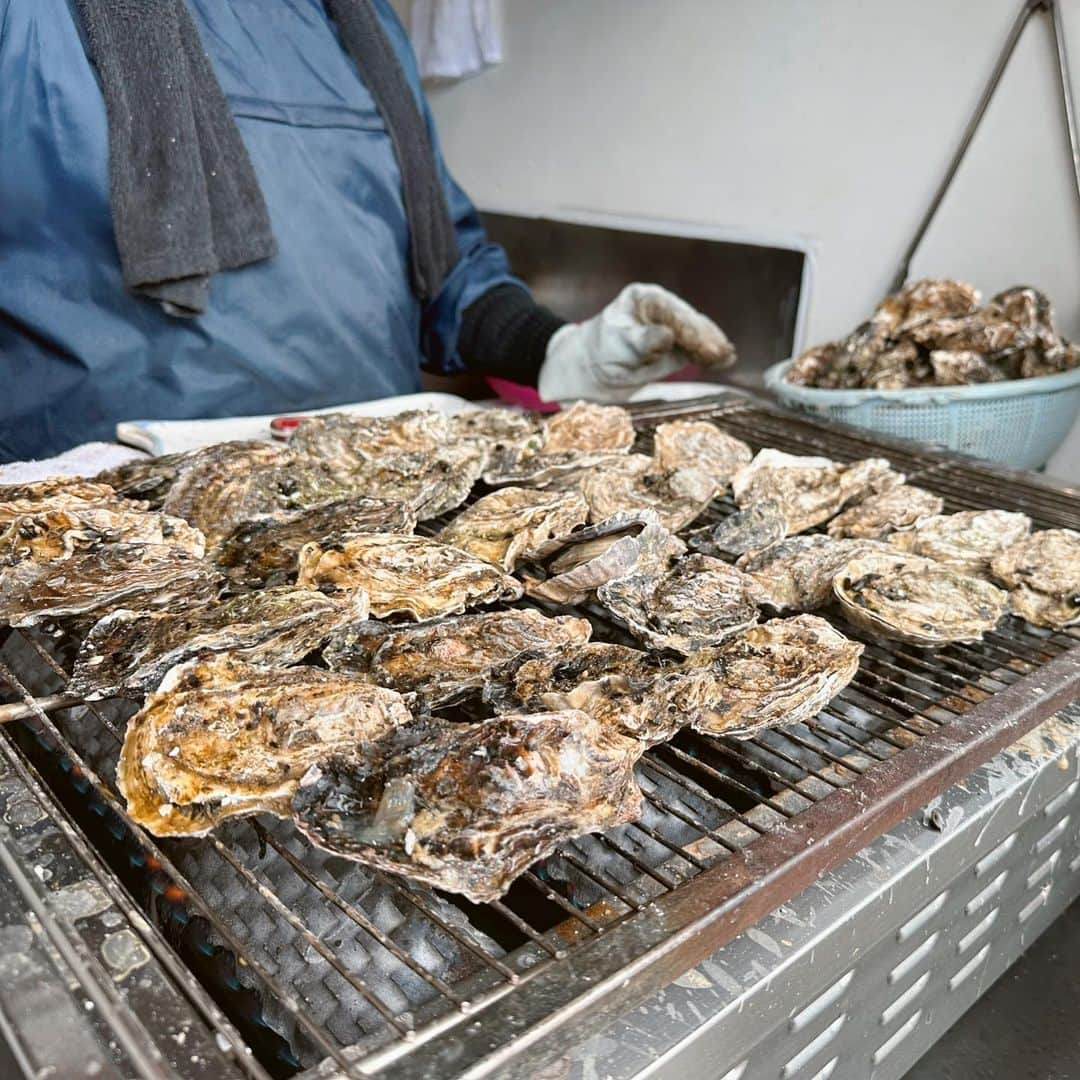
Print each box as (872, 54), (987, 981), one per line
(447, 407), (541, 456)
(737, 535), (885, 612)
(579, 463), (718, 532)
(889, 510), (1032, 576)
(436, 487), (588, 571)
(524, 513), (685, 605)
(0, 543), (222, 628)
(651, 421), (752, 487)
(833, 551), (1008, 646)
(291, 709), (644, 904)
(990, 529), (1080, 629)
(689, 615), (863, 737)
(0, 506), (205, 563)
(296, 534), (522, 621)
(213, 497), (415, 589)
(96, 452), (188, 508)
(0, 478), (138, 523)
(826, 485), (944, 540)
(597, 534), (761, 653)
(70, 586), (355, 700)
(483, 401), (635, 486)
(687, 499), (788, 558)
(118, 655), (412, 837)
(732, 450), (902, 535)
(324, 609), (593, 708)
(161, 441), (288, 544)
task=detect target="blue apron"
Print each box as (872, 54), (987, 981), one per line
(0, 0), (515, 460)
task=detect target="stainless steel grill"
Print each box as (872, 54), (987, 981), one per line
(0, 392), (1077, 1080)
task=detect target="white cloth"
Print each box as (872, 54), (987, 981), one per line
(537, 283), (736, 404)
(409, 0), (502, 83)
(0, 442), (145, 485)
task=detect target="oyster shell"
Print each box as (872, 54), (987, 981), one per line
(873, 279), (981, 336)
(70, 586), (355, 700)
(833, 551), (1008, 646)
(687, 499), (788, 558)
(990, 529), (1080, 629)
(0, 478), (139, 523)
(732, 450), (903, 535)
(737, 535), (885, 612)
(689, 615), (864, 737)
(0, 506), (205, 563)
(0, 543), (223, 628)
(929, 350), (1004, 386)
(96, 452), (188, 508)
(213, 496), (415, 589)
(447, 407), (541, 456)
(288, 410), (455, 465)
(651, 421), (752, 487)
(597, 538), (761, 653)
(436, 487), (588, 571)
(826, 485), (944, 540)
(296, 534), (522, 621)
(579, 463), (718, 532)
(905, 315), (1018, 355)
(986, 285), (1058, 349)
(889, 510), (1032, 575)
(324, 609), (593, 708)
(290, 709), (644, 904)
(117, 655), (412, 837)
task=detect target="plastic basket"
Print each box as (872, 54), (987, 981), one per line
(764, 359), (1080, 470)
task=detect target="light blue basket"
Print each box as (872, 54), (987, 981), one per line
(764, 359), (1080, 470)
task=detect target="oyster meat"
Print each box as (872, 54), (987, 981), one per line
(732, 450), (902, 535)
(687, 499), (788, 558)
(990, 529), (1080, 629)
(889, 510), (1032, 576)
(213, 496), (415, 589)
(324, 609), (593, 708)
(291, 709), (644, 904)
(436, 487), (588, 571)
(117, 655), (412, 837)
(297, 534), (522, 620)
(689, 615), (864, 737)
(826, 485), (944, 539)
(833, 551), (1008, 646)
(597, 537), (761, 653)
(70, 586), (356, 699)
(0, 506), (205, 563)
(737, 535), (885, 612)
(651, 421), (752, 487)
(0, 478), (139, 523)
(0, 543), (223, 628)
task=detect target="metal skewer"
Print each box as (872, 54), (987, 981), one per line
(0, 692), (80, 724)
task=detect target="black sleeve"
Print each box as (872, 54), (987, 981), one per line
(457, 284), (567, 385)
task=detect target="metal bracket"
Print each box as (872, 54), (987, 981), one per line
(891, 0), (1080, 292)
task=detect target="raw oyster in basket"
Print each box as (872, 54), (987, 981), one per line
(888, 509), (1032, 576)
(650, 420), (752, 487)
(212, 496), (416, 589)
(687, 498), (788, 558)
(70, 586), (355, 700)
(826, 484), (944, 540)
(436, 487), (588, 571)
(291, 709), (644, 904)
(118, 655), (411, 837)
(296, 534), (522, 621)
(737, 535), (886, 612)
(688, 614), (864, 737)
(832, 551), (1008, 646)
(323, 609), (593, 708)
(990, 528), (1080, 629)
(731, 449), (902, 535)
(872, 278), (982, 336)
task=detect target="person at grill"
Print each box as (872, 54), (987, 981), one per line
(0, 0), (732, 462)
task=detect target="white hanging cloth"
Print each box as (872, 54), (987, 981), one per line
(409, 0), (503, 83)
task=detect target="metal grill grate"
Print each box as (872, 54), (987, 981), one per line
(0, 393), (1078, 1080)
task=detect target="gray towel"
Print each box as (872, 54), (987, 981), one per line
(74, 0), (456, 317)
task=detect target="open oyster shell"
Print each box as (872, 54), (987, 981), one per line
(118, 655), (412, 837)
(296, 534), (522, 621)
(826, 485), (944, 540)
(833, 551), (1008, 646)
(888, 510), (1032, 576)
(990, 528), (1080, 629)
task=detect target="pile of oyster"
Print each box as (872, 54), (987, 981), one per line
(0, 401), (1072, 903)
(787, 279), (1080, 390)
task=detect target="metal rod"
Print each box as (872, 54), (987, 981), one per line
(1049, 0), (1080, 220)
(0, 691), (78, 724)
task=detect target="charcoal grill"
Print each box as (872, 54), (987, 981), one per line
(0, 392), (1078, 1080)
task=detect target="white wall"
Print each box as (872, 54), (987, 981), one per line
(407, 0), (1080, 481)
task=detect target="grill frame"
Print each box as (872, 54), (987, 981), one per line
(0, 391), (1077, 1080)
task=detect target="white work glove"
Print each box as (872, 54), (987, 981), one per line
(537, 283), (736, 403)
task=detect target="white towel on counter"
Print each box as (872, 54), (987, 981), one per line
(410, 0), (503, 83)
(0, 442), (146, 484)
